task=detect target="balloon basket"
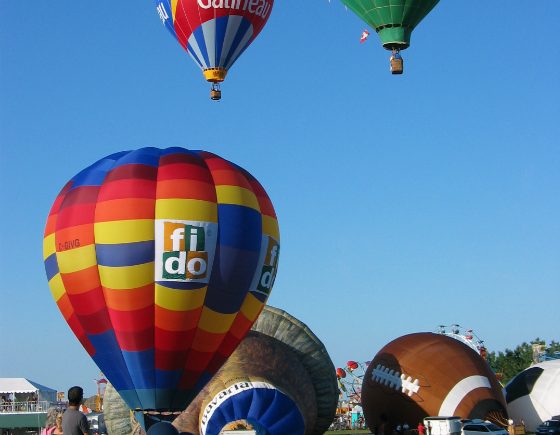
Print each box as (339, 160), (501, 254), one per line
(390, 57), (403, 74)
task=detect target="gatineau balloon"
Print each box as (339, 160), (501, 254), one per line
(43, 147), (280, 429)
(154, 0), (274, 100)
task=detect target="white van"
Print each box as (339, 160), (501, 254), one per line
(425, 416), (463, 435)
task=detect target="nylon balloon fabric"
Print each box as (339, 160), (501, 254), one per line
(43, 147), (280, 413)
(155, 0), (273, 72)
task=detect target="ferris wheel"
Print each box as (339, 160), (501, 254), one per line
(336, 360), (369, 406)
(435, 324), (488, 359)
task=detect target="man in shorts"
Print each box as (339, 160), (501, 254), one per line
(62, 386), (89, 435)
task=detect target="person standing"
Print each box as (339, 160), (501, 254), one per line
(418, 421), (426, 435)
(62, 386), (89, 435)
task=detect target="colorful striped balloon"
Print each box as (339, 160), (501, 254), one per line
(155, 0), (274, 85)
(43, 147), (280, 415)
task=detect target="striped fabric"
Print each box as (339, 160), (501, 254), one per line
(155, 0), (273, 72)
(43, 147), (280, 412)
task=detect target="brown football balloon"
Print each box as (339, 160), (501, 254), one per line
(361, 333), (507, 432)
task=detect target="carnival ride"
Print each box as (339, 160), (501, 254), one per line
(435, 324), (488, 359)
(336, 360), (369, 406)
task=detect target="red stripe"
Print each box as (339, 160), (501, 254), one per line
(114, 327), (154, 352)
(56, 203), (97, 229)
(157, 163), (213, 183)
(159, 152), (206, 167)
(59, 186), (100, 209)
(97, 178), (157, 201)
(108, 306), (153, 332)
(103, 164), (158, 183)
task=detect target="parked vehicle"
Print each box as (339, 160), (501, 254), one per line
(424, 416), (463, 435)
(86, 412), (107, 435)
(462, 421), (508, 435)
(536, 420), (560, 435)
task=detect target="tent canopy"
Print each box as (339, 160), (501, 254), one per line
(0, 378), (56, 395)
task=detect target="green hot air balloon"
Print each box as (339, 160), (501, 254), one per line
(341, 0), (440, 74)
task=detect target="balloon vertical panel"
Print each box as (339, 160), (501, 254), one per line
(155, 0), (274, 71)
(43, 147), (280, 413)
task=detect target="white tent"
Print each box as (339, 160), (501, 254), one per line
(0, 378), (57, 403)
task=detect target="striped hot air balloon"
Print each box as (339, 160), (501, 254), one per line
(155, 0), (274, 100)
(43, 147), (280, 430)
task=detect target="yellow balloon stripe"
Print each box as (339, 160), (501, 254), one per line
(43, 233), (56, 260)
(197, 307), (236, 334)
(215, 185), (260, 211)
(95, 220), (154, 244)
(155, 284), (207, 311)
(239, 293), (264, 322)
(155, 199), (218, 222)
(56, 245), (97, 274)
(98, 262), (154, 289)
(48, 274), (66, 302)
(171, 0), (179, 20)
(262, 215), (280, 240)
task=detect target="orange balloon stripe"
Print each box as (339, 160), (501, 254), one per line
(156, 179), (217, 201)
(61, 266), (101, 295)
(94, 198), (155, 221)
(154, 306), (203, 332)
(44, 213), (57, 236)
(56, 293), (74, 320)
(54, 223), (95, 250)
(103, 285), (154, 311)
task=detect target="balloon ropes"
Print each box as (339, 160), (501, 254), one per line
(43, 147), (280, 431)
(338, 0), (440, 74)
(154, 0), (274, 101)
(435, 324), (488, 360)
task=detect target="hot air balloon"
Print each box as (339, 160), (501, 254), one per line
(154, 0), (274, 100)
(43, 147), (280, 430)
(340, 0), (440, 74)
(361, 333), (507, 433)
(172, 305), (339, 435)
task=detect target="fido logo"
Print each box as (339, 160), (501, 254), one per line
(253, 237), (280, 296)
(155, 220), (217, 282)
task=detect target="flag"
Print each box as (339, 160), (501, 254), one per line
(360, 30), (370, 43)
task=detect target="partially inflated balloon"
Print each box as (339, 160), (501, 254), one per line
(43, 147), (280, 419)
(173, 305), (338, 435)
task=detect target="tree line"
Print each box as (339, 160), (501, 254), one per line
(487, 339), (560, 384)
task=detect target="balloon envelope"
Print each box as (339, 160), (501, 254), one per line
(340, 0), (440, 49)
(43, 147), (280, 414)
(155, 0), (274, 80)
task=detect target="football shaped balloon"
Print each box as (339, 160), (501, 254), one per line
(361, 333), (507, 431)
(43, 147), (280, 425)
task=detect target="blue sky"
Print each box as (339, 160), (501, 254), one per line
(1, 1), (559, 397)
